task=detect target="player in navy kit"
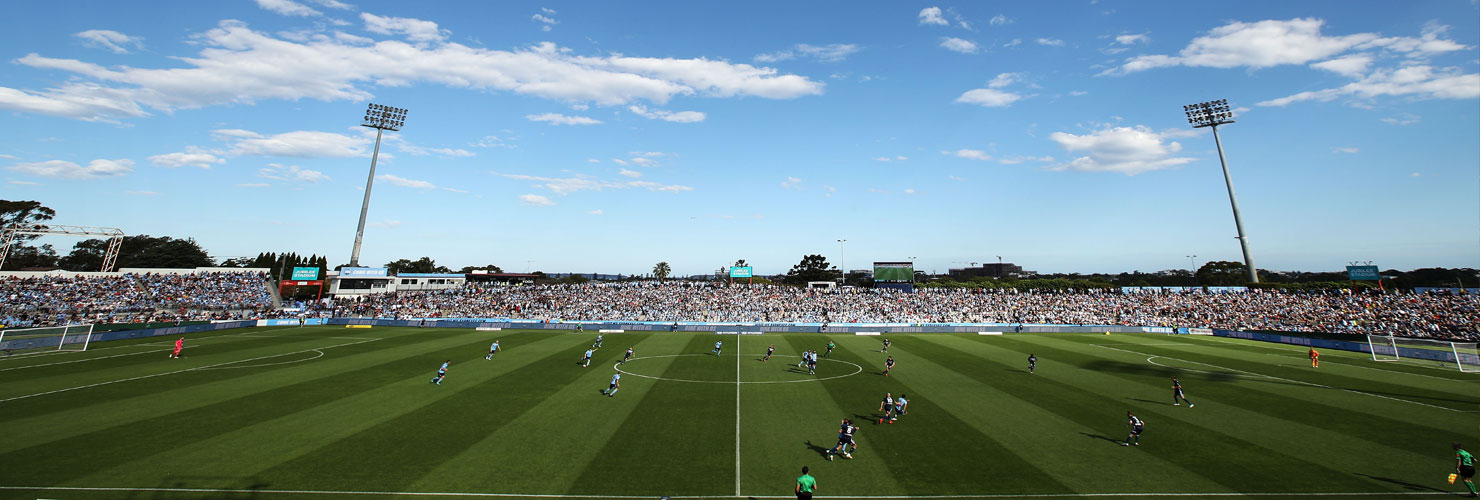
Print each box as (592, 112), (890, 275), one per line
(881, 338), (890, 352)
(763, 344), (776, 362)
(827, 419), (857, 460)
(877, 393), (894, 423)
(1027, 354), (1036, 374)
(883, 356), (895, 377)
(1123, 411), (1144, 446)
(621, 347), (635, 364)
(1172, 377), (1194, 407)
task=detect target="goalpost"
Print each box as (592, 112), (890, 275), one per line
(1367, 334), (1480, 373)
(0, 324), (95, 355)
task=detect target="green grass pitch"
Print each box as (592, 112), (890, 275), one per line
(1, 326), (1476, 499)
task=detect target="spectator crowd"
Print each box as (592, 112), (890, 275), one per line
(1, 272), (272, 328)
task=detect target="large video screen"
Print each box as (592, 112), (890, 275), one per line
(873, 262), (914, 283)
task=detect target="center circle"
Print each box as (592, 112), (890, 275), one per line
(613, 353), (863, 384)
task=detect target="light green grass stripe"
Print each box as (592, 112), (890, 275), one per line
(895, 335), (1226, 493)
(405, 333), (689, 493)
(0, 328), (479, 455)
(64, 329), (590, 489)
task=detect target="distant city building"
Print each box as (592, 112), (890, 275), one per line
(947, 262), (1026, 279)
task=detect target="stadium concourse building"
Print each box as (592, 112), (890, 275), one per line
(325, 268), (537, 298)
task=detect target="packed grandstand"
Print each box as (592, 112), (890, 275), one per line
(2, 273), (1475, 341)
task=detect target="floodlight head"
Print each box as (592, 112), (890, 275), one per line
(361, 103), (409, 131)
(1183, 99), (1234, 128)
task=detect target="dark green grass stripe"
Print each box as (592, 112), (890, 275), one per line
(785, 334), (1075, 495)
(242, 332), (601, 492)
(906, 336), (1383, 494)
(565, 334), (734, 496)
(0, 329), (513, 487)
(1182, 335), (1480, 382)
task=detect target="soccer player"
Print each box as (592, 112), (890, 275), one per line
(763, 344), (776, 362)
(621, 347), (634, 364)
(795, 466), (817, 500)
(894, 394), (908, 421)
(798, 350), (809, 368)
(713, 340), (723, 356)
(877, 393), (894, 423)
(170, 337), (184, 359)
(1123, 411), (1144, 446)
(430, 360), (450, 385)
(1172, 377), (1194, 407)
(1456, 442), (1477, 497)
(881, 338), (890, 352)
(807, 351), (818, 375)
(827, 419), (857, 460)
(1027, 354), (1037, 374)
(485, 340), (501, 360)
(883, 356), (895, 377)
(602, 372), (621, 397)
(593, 334), (604, 348)
(581, 348), (594, 367)
(824, 341), (835, 357)
(1309, 348), (1320, 368)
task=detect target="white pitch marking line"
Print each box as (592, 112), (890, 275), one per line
(193, 349), (325, 370)
(611, 354), (862, 384)
(1093, 344), (1471, 413)
(0, 338), (380, 404)
(0, 486), (1456, 498)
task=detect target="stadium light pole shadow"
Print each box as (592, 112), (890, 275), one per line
(1078, 432), (1121, 444)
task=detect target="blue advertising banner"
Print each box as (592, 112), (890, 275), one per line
(291, 267), (319, 280)
(341, 267), (389, 277)
(1346, 265), (1380, 281)
(729, 266), (753, 278)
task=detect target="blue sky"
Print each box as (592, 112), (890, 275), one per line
(1, 1), (1477, 276)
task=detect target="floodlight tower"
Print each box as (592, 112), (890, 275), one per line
(348, 103), (407, 267)
(1184, 99), (1257, 283)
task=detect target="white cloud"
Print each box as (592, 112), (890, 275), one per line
(587, 158), (601, 163)
(75, 30), (143, 54)
(527, 113), (602, 126)
(947, 149), (992, 161)
(1310, 54), (1372, 77)
(628, 157), (657, 167)
(4, 22), (824, 122)
(904, 188), (917, 195)
(377, 173), (436, 189)
(1381, 114), (1420, 125)
(955, 88), (1023, 107)
(896, 155), (908, 161)
(256, 0), (321, 17)
(989, 14), (1012, 26)
(520, 194), (555, 206)
(361, 13), (447, 43)
(824, 185), (837, 198)
(499, 172), (692, 195)
(237, 183), (270, 188)
(149, 148), (224, 168)
(1258, 65), (1480, 106)
(1003, 38), (1022, 48)
(874, 157), (892, 162)
(125, 190), (157, 196)
(1036, 38), (1065, 47)
(394, 138), (475, 158)
(1102, 18), (1428, 76)
(0, 154), (17, 160)
(940, 38), (978, 54)
(214, 129), (369, 157)
(919, 7), (948, 26)
(780, 176), (802, 189)
(441, 187), (468, 194)
(755, 44), (861, 63)
(8, 180), (41, 186)
(628, 104), (706, 123)
(947, 175), (966, 182)
(588, 209), (603, 215)
(1048, 125), (1195, 175)
(259, 163), (329, 183)
(473, 136), (511, 148)
(1069, 90), (1088, 96)
(532, 13), (558, 32)
(1332, 146), (1360, 154)
(987, 72), (1022, 88)
(8, 159), (133, 180)
(368, 219), (403, 228)
(1114, 34), (1149, 45)
(1410, 172), (1421, 177)
(618, 168), (642, 178)
(998, 155), (1055, 165)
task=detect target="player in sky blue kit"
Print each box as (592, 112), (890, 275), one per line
(798, 350), (808, 368)
(1123, 411), (1144, 446)
(893, 394), (908, 421)
(602, 373), (621, 396)
(1172, 377), (1194, 407)
(621, 347), (634, 364)
(593, 334), (604, 348)
(1027, 354), (1036, 374)
(430, 360), (449, 385)
(807, 350), (818, 374)
(713, 340), (723, 356)
(763, 344), (776, 362)
(485, 340), (501, 360)
(581, 348), (594, 367)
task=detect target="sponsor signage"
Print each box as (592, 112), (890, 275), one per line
(729, 266), (753, 278)
(341, 267), (389, 277)
(1346, 265), (1380, 281)
(291, 267), (319, 280)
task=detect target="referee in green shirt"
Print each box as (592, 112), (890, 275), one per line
(796, 466), (817, 500)
(1456, 442), (1477, 497)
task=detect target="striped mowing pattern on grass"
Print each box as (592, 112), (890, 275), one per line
(1, 326), (1475, 499)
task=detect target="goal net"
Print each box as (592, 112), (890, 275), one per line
(0, 324), (95, 356)
(1367, 334), (1480, 373)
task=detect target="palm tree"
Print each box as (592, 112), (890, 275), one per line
(734, 259), (748, 268)
(653, 261), (671, 282)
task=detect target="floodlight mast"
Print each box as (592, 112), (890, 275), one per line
(1184, 99), (1257, 283)
(348, 103), (407, 268)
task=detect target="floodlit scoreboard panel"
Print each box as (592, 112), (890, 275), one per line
(873, 262), (914, 283)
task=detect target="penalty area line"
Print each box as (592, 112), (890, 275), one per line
(0, 486), (1454, 498)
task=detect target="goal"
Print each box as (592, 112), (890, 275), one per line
(1367, 334), (1480, 373)
(0, 324), (95, 355)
